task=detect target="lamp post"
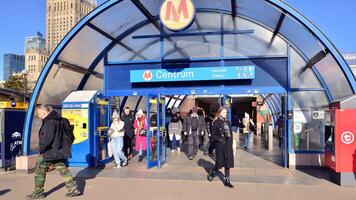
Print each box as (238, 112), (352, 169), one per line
(21, 69), (28, 102)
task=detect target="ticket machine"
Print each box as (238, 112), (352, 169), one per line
(62, 90), (110, 167)
(325, 95), (356, 186)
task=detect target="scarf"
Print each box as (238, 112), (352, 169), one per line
(220, 117), (231, 138)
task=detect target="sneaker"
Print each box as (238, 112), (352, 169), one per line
(26, 192), (45, 199)
(122, 160), (128, 167)
(177, 148), (181, 152)
(224, 177), (234, 188)
(207, 169), (216, 182)
(65, 189), (82, 198)
(115, 164), (122, 168)
(171, 149), (175, 153)
(138, 156), (143, 162)
(188, 156), (194, 160)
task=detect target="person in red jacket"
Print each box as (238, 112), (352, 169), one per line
(134, 109), (147, 162)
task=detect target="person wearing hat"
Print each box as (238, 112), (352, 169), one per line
(109, 110), (127, 168)
(242, 112), (255, 149)
(183, 107), (207, 160)
(134, 109), (147, 162)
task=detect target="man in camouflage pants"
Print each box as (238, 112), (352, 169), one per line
(27, 105), (80, 199)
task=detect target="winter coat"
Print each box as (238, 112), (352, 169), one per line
(39, 111), (71, 161)
(211, 118), (234, 169)
(242, 117), (255, 134)
(183, 114), (207, 135)
(168, 120), (182, 141)
(110, 121), (125, 138)
(121, 113), (135, 138)
(134, 116), (147, 151)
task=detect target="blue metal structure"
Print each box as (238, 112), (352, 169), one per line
(22, 0), (356, 169)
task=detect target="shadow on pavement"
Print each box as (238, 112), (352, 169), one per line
(0, 189), (11, 196)
(197, 159), (225, 184)
(45, 155), (105, 197)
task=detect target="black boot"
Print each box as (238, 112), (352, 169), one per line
(224, 177), (234, 188)
(207, 169), (216, 182)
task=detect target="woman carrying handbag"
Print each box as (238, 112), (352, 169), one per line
(207, 107), (234, 188)
(134, 109), (147, 162)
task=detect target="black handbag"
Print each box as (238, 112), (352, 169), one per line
(249, 122), (256, 132)
(139, 129), (147, 136)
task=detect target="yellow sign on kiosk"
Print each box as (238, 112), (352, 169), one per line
(160, 0), (196, 31)
(61, 109), (89, 145)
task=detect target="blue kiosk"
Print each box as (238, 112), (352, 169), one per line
(62, 90), (111, 167)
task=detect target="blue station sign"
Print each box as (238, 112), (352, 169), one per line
(130, 66), (255, 83)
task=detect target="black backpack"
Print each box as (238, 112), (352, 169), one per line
(60, 117), (75, 146)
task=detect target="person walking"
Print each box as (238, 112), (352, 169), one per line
(242, 112), (255, 149)
(168, 113), (183, 152)
(121, 107), (135, 160)
(134, 109), (147, 162)
(207, 107), (234, 188)
(109, 111), (127, 168)
(277, 113), (284, 147)
(183, 107), (207, 160)
(26, 105), (80, 199)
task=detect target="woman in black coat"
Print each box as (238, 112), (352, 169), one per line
(207, 107), (234, 188)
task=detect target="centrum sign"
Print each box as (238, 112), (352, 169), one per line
(160, 0), (196, 31)
(130, 66), (255, 83)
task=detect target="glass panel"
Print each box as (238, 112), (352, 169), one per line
(37, 64), (85, 105)
(291, 91), (329, 151)
(279, 14), (325, 60)
(164, 35), (221, 59)
(91, 1), (146, 38)
(193, 0), (231, 12)
(125, 96), (141, 112)
(315, 54), (353, 100)
(224, 16), (287, 57)
(237, 0), (282, 30)
(290, 48), (322, 88)
(108, 44), (135, 62)
(58, 26), (111, 68)
(83, 75), (103, 92)
(121, 24), (161, 61)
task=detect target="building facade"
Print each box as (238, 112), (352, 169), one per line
(343, 53), (356, 76)
(46, 0), (97, 53)
(25, 33), (49, 89)
(3, 54), (25, 80)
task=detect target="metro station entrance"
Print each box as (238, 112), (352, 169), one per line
(110, 90), (288, 170)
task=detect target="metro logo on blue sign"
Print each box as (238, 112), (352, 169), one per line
(130, 66), (255, 83)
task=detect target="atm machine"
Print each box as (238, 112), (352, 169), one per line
(325, 95), (356, 186)
(62, 90), (110, 167)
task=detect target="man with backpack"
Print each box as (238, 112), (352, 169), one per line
(26, 105), (80, 199)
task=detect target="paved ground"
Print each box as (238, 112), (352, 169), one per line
(1, 135), (355, 200)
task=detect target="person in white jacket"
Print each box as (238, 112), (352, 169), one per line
(109, 111), (127, 168)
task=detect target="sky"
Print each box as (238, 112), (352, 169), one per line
(0, 0), (355, 80)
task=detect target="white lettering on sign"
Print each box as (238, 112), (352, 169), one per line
(156, 71), (194, 79)
(341, 131), (354, 145)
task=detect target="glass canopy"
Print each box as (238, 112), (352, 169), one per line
(23, 0), (356, 155)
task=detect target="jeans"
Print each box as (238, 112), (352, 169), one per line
(139, 142), (143, 156)
(244, 133), (251, 148)
(112, 137), (127, 165)
(187, 132), (199, 157)
(171, 134), (181, 150)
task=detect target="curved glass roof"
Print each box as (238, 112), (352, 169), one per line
(23, 0), (356, 155)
